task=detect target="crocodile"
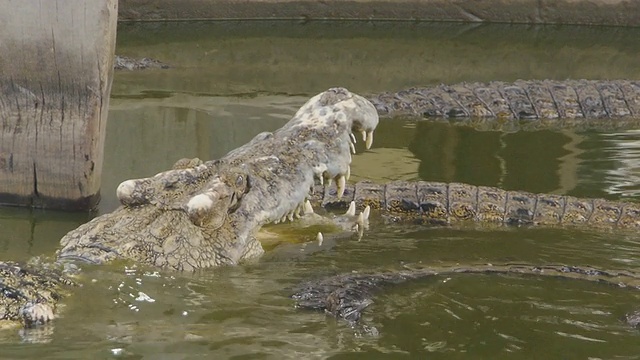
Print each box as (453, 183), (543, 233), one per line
(114, 55), (170, 70)
(57, 87), (377, 270)
(366, 79), (640, 122)
(1, 87), (377, 329)
(292, 263), (640, 327)
(0, 260), (77, 329)
(308, 180), (640, 230)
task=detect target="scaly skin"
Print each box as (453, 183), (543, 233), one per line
(367, 79), (640, 121)
(57, 87), (379, 271)
(0, 261), (76, 329)
(309, 180), (640, 230)
(2, 87), (378, 328)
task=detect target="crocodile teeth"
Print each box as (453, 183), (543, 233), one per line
(350, 133), (356, 144)
(346, 165), (351, 181)
(317, 232), (324, 246)
(336, 175), (346, 199)
(280, 214), (287, 223)
(361, 130), (367, 142)
(363, 205), (371, 220)
(303, 200), (314, 215)
(287, 211), (294, 222)
(349, 141), (356, 154)
(365, 130), (374, 149)
(345, 201), (356, 216)
(318, 175), (324, 186)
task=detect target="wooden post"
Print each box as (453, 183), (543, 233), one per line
(0, 0), (118, 210)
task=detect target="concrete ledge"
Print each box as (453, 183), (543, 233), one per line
(118, 0), (640, 27)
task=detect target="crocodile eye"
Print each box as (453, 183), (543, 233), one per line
(236, 175), (245, 188)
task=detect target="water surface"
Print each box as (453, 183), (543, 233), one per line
(3, 21), (640, 358)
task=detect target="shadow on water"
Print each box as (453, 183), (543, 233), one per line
(3, 21), (640, 358)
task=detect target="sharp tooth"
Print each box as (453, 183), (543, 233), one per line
(361, 130), (367, 142)
(336, 175), (346, 199)
(318, 175), (324, 186)
(317, 232), (324, 246)
(345, 201), (356, 216)
(363, 205), (371, 220)
(280, 214), (287, 223)
(287, 211), (294, 221)
(348, 152), (352, 164)
(346, 165), (351, 181)
(365, 131), (374, 149)
(274, 219), (280, 225)
(327, 178), (333, 187)
(349, 141), (356, 154)
(350, 133), (356, 144)
(303, 200), (314, 215)
(294, 204), (302, 218)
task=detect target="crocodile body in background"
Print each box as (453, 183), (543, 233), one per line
(297, 179), (640, 327)
(292, 264), (640, 327)
(309, 180), (640, 230)
(367, 79), (640, 121)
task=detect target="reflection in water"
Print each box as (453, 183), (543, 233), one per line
(407, 122), (578, 194)
(115, 21), (640, 96)
(602, 130), (640, 198)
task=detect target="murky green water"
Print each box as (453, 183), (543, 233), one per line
(3, 21), (640, 358)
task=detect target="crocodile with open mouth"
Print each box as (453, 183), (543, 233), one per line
(1, 87), (377, 328)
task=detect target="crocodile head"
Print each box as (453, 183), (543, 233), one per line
(57, 87), (379, 271)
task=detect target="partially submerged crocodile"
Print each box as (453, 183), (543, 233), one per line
(114, 55), (170, 70)
(56, 87), (377, 270)
(367, 79), (640, 121)
(295, 179), (640, 327)
(0, 261), (76, 329)
(292, 263), (640, 326)
(2, 87), (377, 328)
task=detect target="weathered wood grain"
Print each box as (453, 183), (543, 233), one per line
(0, 0), (118, 209)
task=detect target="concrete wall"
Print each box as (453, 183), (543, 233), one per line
(119, 0), (640, 27)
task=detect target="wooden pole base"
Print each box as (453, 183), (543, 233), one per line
(0, 0), (118, 210)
